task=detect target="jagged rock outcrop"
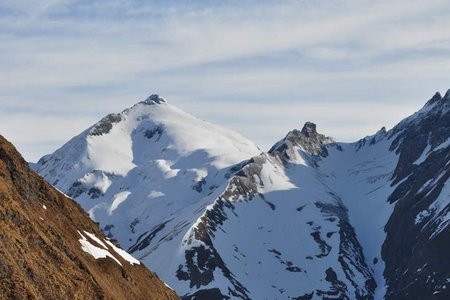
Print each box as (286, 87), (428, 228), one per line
(269, 122), (335, 159)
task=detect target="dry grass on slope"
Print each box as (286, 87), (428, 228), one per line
(0, 135), (178, 300)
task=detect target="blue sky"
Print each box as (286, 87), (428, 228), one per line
(1, 0), (450, 161)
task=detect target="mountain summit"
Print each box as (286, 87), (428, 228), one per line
(35, 92), (450, 299)
(301, 121), (317, 137)
(142, 94), (167, 105)
(34, 96), (262, 297)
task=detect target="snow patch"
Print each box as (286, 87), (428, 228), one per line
(83, 231), (108, 249)
(105, 239), (140, 265)
(164, 282), (175, 291)
(155, 160), (180, 178)
(148, 190), (165, 199)
(415, 210), (431, 224)
(434, 137), (450, 152)
(413, 144), (432, 165)
(86, 125), (136, 176)
(78, 231), (122, 266)
(80, 172), (112, 194)
(259, 159), (296, 193)
(109, 191), (131, 215)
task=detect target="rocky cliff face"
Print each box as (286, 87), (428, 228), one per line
(0, 135), (178, 300)
(382, 91), (450, 300)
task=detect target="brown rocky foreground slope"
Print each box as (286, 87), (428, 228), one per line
(0, 134), (178, 300)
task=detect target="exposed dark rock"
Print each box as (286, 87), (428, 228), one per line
(301, 122), (318, 137)
(87, 187), (102, 199)
(89, 113), (122, 136)
(424, 91), (442, 107)
(318, 267), (349, 299)
(264, 199), (276, 210)
(292, 292), (314, 300)
(130, 218), (140, 234)
(224, 159), (253, 179)
(67, 180), (85, 198)
(269, 122), (334, 160)
(129, 220), (172, 253)
(176, 241), (249, 300)
(222, 154), (267, 201)
(192, 178), (206, 193)
(144, 125), (164, 141)
(316, 202), (376, 299)
(181, 288), (230, 300)
(382, 94), (450, 300)
(141, 94), (166, 105)
(102, 224), (115, 238)
(310, 231), (332, 258)
(268, 249), (282, 256)
(296, 205), (307, 212)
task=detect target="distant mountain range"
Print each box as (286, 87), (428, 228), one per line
(34, 92), (450, 299)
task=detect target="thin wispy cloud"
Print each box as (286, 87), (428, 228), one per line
(1, 0), (450, 161)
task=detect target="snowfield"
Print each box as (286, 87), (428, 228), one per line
(36, 92), (450, 299)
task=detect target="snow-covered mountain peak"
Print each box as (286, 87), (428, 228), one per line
(444, 88), (450, 99)
(373, 126), (388, 141)
(420, 89), (450, 113)
(424, 91), (442, 107)
(142, 93), (167, 105)
(34, 94), (261, 252)
(120, 98), (261, 168)
(88, 94), (166, 137)
(37, 95), (261, 184)
(387, 90), (450, 144)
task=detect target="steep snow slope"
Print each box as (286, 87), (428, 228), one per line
(317, 128), (397, 299)
(35, 95), (261, 250)
(35, 92), (450, 299)
(173, 124), (378, 299)
(34, 94), (265, 295)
